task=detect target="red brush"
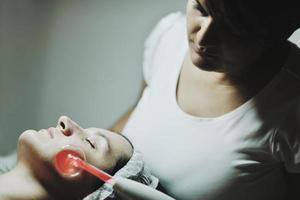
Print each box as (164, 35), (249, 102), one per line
(53, 145), (174, 200)
(53, 145), (112, 182)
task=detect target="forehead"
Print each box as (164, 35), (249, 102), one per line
(84, 128), (112, 141)
(84, 127), (102, 135)
(84, 128), (129, 144)
(90, 129), (133, 153)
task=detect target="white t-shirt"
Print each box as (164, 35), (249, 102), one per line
(123, 12), (300, 200)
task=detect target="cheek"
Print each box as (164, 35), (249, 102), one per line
(17, 132), (61, 181)
(89, 153), (116, 173)
(221, 41), (262, 66)
(18, 131), (44, 161)
(186, 14), (200, 38)
(186, 2), (198, 34)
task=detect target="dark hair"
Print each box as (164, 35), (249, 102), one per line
(206, 0), (300, 43)
(90, 154), (131, 192)
(91, 133), (133, 191)
(110, 133), (133, 174)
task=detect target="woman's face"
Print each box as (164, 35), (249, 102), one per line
(17, 116), (133, 198)
(186, 0), (266, 74)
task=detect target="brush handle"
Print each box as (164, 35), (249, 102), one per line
(112, 177), (175, 200)
(76, 158), (112, 182)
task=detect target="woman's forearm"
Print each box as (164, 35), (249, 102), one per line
(110, 80), (147, 133)
(110, 108), (134, 133)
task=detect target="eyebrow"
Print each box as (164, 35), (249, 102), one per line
(94, 130), (133, 150)
(93, 131), (110, 150)
(119, 134), (134, 150)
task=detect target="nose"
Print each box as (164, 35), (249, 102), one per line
(197, 17), (217, 46)
(57, 116), (82, 136)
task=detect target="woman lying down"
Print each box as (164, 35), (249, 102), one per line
(0, 116), (158, 200)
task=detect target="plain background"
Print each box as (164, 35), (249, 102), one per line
(0, 0), (185, 155)
(0, 0), (299, 155)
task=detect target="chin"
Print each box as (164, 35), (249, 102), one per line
(18, 130), (39, 149)
(18, 130), (53, 164)
(190, 52), (220, 72)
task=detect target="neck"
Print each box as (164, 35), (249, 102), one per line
(187, 41), (291, 98)
(0, 163), (50, 200)
(229, 41), (291, 97)
(185, 51), (238, 90)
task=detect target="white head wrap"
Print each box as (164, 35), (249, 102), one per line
(83, 150), (159, 200)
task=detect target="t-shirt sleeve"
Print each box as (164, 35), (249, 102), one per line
(271, 99), (300, 173)
(142, 12), (184, 86)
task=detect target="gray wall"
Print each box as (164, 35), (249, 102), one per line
(1, 0), (300, 155)
(0, 0), (185, 155)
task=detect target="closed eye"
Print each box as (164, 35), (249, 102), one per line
(85, 138), (95, 149)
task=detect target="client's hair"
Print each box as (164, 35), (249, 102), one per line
(91, 134), (133, 190)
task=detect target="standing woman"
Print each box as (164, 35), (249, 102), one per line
(112, 0), (300, 199)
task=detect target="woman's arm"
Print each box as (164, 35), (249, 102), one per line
(110, 80), (147, 133)
(110, 108), (134, 133)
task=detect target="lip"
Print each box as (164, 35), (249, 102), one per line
(195, 47), (219, 57)
(191, 42), (219, 58)
(195, 49), (220, 62)
(47, 128), (55, 139)
(199, 51), (220, 60)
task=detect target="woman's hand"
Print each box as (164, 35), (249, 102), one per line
(113, 177), (175, 200)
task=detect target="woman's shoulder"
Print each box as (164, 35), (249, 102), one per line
(156, 11), (185, 27)
(144, 11), (185, 47)
(143, 11), (186, 85)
